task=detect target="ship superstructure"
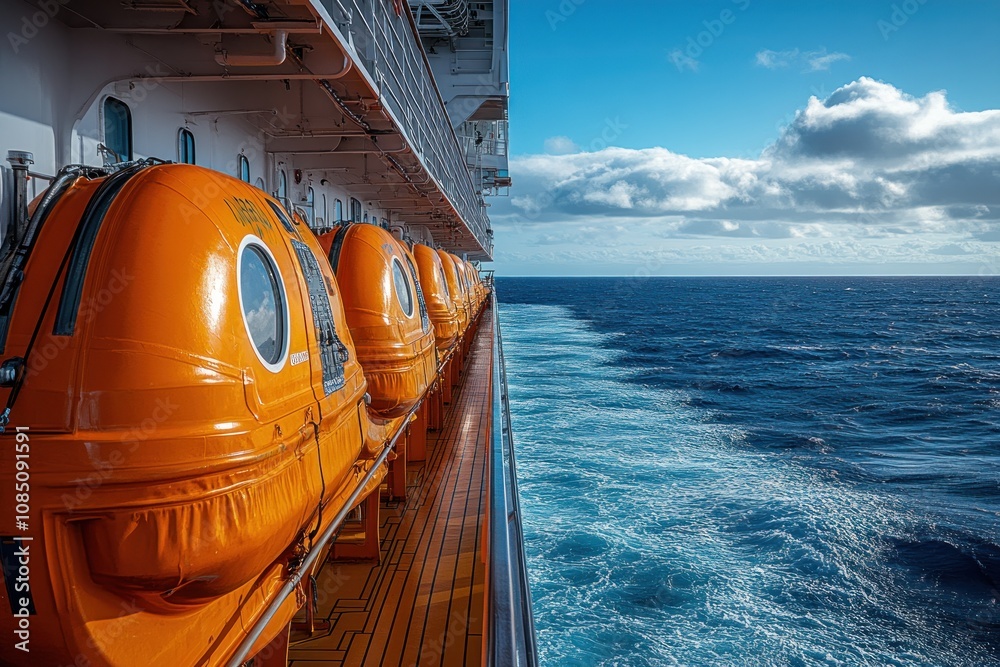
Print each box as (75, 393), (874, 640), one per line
(0, 0), (533, 665)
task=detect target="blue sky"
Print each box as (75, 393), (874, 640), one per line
(491, 0), (1000, 275)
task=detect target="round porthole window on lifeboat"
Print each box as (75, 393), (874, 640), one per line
(238, 237), (289, 371)
(392, 257), (414, 317)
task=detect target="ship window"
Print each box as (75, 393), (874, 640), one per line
(238, 155), (250, 183)
(307, 187), (316, 227)
(392, 257), (414, 317)
(277, 169), (288, 204)
(320, 192), (327, 226)
(178, 128), (196, 165)
(103, 97), (132, 162)
(334, 199), (344, 223)
(439, 266), (451, 299)
(364, 211), (369, 223)
(350, 197), (362, 222)
(238, 239), (288, 371)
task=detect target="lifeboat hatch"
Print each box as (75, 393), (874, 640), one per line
(290, 239), (348, 395)
(404, 251), (431, 334)
(54, 164), (146, 336)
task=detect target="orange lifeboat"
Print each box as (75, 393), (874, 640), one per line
(464, 260), (483, 312)
(455, 258), (476, 316)
(438, 250), (470, 334)
(472, 262), (488, 306)
(323, 224), (436, 418)
(452, 253), (476, 325)
(0, 164), (383, 665)
(412, 243), (460, 354)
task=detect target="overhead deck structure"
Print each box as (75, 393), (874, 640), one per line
(4, 0), (494, 258)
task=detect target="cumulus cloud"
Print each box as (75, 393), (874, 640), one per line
(492, 78), (1000, 272)
(755, 48), (850, 72)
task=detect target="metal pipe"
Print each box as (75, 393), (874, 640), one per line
(142, 71), (351, 82)
(215, 29), (288, 67)
(185, 109), (278, 117)
(5, 152), (32, 248)
(102, 25), (321, 35)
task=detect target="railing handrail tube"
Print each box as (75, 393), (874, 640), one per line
(488, 287), (539, 666)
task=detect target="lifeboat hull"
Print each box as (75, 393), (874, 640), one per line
(437, 249), (470, 335)
(412, 243), (461, 354)
(0, 164), (383, 666)
(323, 224), (437, 418)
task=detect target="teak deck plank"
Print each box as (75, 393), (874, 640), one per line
(289, 309), (492, 667)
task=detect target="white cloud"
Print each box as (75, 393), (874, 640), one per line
(543, 135), (579, 155)
(756, 49), (799, 69)
(755, 48), (850, 72)
(492, 78), (1000, 274)
(807, 50), (851, 71)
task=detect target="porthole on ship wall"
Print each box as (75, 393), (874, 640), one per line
(237, 235), (290, 372)
(178, 127), (196, 164)
(102, 96), (132, 162)
(238, 154), (251, 183)
(392, 257), (414, 317)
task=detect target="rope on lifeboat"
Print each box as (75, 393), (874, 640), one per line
(305, 418), (326, 548)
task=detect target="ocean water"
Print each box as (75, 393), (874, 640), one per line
(498, 277), (1000, 667)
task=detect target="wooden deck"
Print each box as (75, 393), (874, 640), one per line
(288, 308), (493, 667)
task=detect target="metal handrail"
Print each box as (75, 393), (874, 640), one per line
(319, 0), (492, 255)
(487, 286), (539, 667)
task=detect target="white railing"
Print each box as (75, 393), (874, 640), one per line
(321, 0), (492, 255)
(487, 282), (539, 667)
(458, 119), (508, 162)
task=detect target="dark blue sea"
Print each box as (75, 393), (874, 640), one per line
(497, 277), (1000, 667)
